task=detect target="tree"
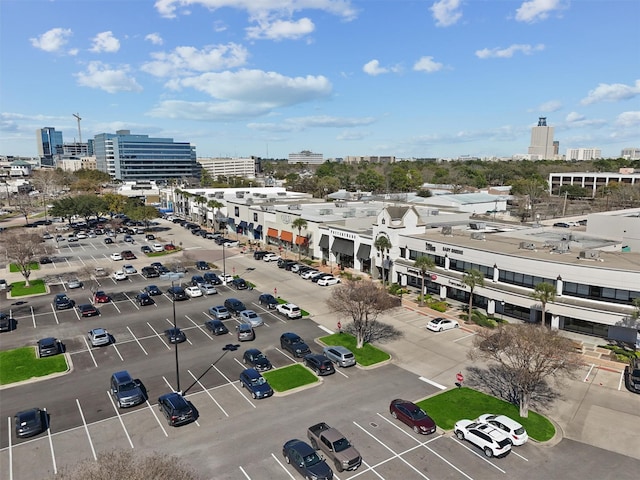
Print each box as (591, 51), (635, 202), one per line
(469, 323), (581, 417)
(414, 256), (435, 306)
(462, 269), (484, 322)
(531, 282), (556, 327)
(373, 235), (392, 287)
(291, 217), (308, 260)
(127, 205), (159, 229)
(326, 280), (399, 348)
(0, 230), (45, 287)
(102, 193), (128, 217)
(14, 192), (36, 225)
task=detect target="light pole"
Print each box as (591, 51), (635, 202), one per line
(222, 241), (227, 285)
(171, 279), (181, 394)
(182, 344), (239, 395)
(500, 300), (505, 322)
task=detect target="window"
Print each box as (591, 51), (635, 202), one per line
(253, 212), (258, 222)
(234, 206), (239, 216)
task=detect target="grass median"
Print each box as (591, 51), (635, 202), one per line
(0, 347), (68, 385)
(262, 364), (318, 392)
(319, 333), (390, 366)
(10, 279), (47, 296)
(416, 387), (555, 442)
(10, 262), (39, 272)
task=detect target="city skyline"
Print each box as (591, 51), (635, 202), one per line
(1, 0), (638, 159)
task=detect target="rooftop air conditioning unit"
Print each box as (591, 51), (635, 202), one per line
(579, 250), (600, 260)
(519, 242), (536, 250)
(236, 191), (244, 198)
(214, 192), (224, 199)
(471, 232), (486, 240)
(441, 226), (453, 235)
(469, 222), (486, 230)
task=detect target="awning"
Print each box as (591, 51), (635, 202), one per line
(331, 238), (354, 257)
(267, 227), (279, 238)
(295, 235), (307, 245)
(255, 225), (263, 232)
(248, 223), (254, 230)
(280, 230), (293, 242)
(319, 234), (329, 249)
(238, 221), (248, 229)
(357, 244), (371, 259)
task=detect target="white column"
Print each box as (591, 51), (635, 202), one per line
(487, 299), (496, 315)
(439, 285), (447, 300)
(444, 255), (450, 271)
(493, 265), (499, 283)
(556, 276), (563, 297)
(550, 314), (560, 330)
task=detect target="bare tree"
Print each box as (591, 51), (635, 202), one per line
(0, 230), (46, 286)
(469, 323), (581, 417)
(54, 449), (202, 480)
(326, 280), (399, 348)
(14, 192), (37, 225)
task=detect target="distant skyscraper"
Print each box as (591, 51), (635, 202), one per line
(36, 127), (64, 166)
(528, 117), (556, 160)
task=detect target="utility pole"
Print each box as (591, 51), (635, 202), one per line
(72, 113), (82, 144)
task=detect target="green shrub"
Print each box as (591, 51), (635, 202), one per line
(429, 301), (449, 312)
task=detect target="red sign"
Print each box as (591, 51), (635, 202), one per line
(430, 274), (438, 280)
(456, 372), (464, 383)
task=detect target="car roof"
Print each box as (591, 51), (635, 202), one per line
(284, 439), (315, 456)
(481, 414), (523, 429)
(326, 345), (352, 353)
(238, 323), (252, 330)
(282, 332), (302, 340)
(242, 368), (262, 379)
(91, 328), (107, 334)
(39, 337), (57, 343)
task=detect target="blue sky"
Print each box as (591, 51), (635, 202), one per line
(1, 0), (638, 160)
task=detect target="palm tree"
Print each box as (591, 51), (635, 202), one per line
(194, 195), (206, 225)
(462, 269), (484, 322)
(207, 199), (223, 229)
(414, 256), (435, 306)
(531, 282), (556, 327)
(373, 235), (392, 287)
(291, 217), (308, 260)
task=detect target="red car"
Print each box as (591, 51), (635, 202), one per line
(121, 250), (137, 260)
(94, 291), (111, 303)
(389, 399), (437, 435)
(164, 244), (177, 251)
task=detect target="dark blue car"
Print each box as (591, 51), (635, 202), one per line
(282, 439), (333, 480)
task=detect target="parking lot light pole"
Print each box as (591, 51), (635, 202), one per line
(182, 344), (239, 395)
(171, 279), (181, 394)
(222, 242), (226, 285)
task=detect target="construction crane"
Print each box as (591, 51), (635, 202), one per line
(72, 113), (82, 144)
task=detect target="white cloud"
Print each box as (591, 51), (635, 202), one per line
(141, 43), (249, 77)
(246, 17), (315, 40)
(615, 111), (640, 128)
(30, 28), (73, 53)
(515, 0), (566, 23)
(580, 80), (640, 105)
(534, 100), (562, 112)
(145, 33), (164, 45)
(363, 60), (388, 76)
(475, 43), (544, 59)
(565, 112), (585, 123)
(413, 56), (443, 73)
(337, 130), (368, 141)
(430, 0), (462, 27)
(75, 61), (143, 93)
(249, 115), (375, 132)
(90, 31), (121, 53)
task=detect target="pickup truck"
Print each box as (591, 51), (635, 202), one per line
(276, 303), (302, 319)
(307, 422), (362, 472)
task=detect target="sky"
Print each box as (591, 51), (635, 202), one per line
(0, 0), (639, 160)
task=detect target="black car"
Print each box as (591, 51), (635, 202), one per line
(38, 337), (62, 357)
(0, 312), (15, 332)
(278, 259), (297, 270)
(258, 293), (279, 309)
(231, 278), (248, 290)
(243, 348), (272, 372)
(283, 439), (334, 480)
(166, 286), (187, 301)
(204, 319), (229, 335)
(14, 408), (47, 438)
(135, 292), (154, 306)
(191, 275), (205, 287)
(39, 256), (53, 264)
(141, 245), (152, 254)
(280, 332), (312, 358)
(214, 236), (227, 245)
(54, 293), (74, 310)
(304, 354), (336, 376)
(224, 298), (246, 315)
(141, 266), (159, 278)
(253, 250), (268, 260)
(77, 303), (99, 317)
(158, 392), (196, 427)
(239, 368), (273, 399)
(164, 327), (186, 343)
(204, 272), (222, 285)
(195, 261), (210, 270)
(145, 284), (162, 296)
(104, 237), (114, 244)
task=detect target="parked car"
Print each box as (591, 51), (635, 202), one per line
(88, 328), (110, 346)
(426, 317), (459, 332)
(184, 286), (203, 298)
(121, 250), (136, 260)
(0, 312), (15, 332)
(94, 290), (111, 303)
(200, 283), (217, 295)
(220, 273), (234, 283)
(323, 346), (356, 367)
(626, 357), (640, 394)
(263, 252), (280, 262)
(282, 439), (334, 480)
(224, 298), (246, 315)
(454, 419), (512, 457)
(144, 284), (161, 296)
(317, 275), (341, 286)
(242, 348), (272, 371)
(67, 278), (82, 289)
(164, 327), (186, 343)
(110, 370), (145, 408)
(208, 305), (231, 320)
(389, 399), (437, 435)
(141, 266), (159, 278)
(164, 243), (177, 251)
(158, 392), (196, 426)
(253, 250), (268, 260)
(223, 240), (239, 247)
(236, 323), (255, 342)
(38, 337), (62, 357)
(166, 286), (187, 301)
(54, 293), (74, 310)
(39, 256), (53, 264)
(141, 245), (152, 254)
(190, 275), (205, 287)
(123, 264), (137, 274)
(258, 293), (279, 309)
(476, 414), (528, 446)
(239, 368), (273, 399)
(301, 269), (320, 279)
(195, 260), (210, 270)
(308, 271), (327, 282)
(231, 277), (249, 290)
(307, 422), (362, 473)
(276, 303), (302, 319)
(239, 309), (264, 327)
(304, 354), (335, 376)
(104, 237), (114, 245)
(280, 332), (311, 358)
(78, 303), (99, 317)
(135, 292), (154, 306)
(14, 408), (47, 438)
(110, 252), (123, 261)
(203, 272), (221, 285)
(94, 267), (108, 277)
(113, 270), (128, 281)
(152, 243), (164, 252)
(204, 319), (229, 336)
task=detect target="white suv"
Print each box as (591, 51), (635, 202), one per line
(454, 419), (512, 458)
(276, 303), (302, 319)
(476, 414), (528, 446)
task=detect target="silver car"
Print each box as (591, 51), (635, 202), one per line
(239, 310), (264, 327)
(88, 328), (111, 347)
(323, 345), (356, 367)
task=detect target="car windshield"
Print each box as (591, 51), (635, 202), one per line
(333, 438), (351, 452)
(251, 376), (266, 385)
(497, 438), (511, 448)
(255, 353), (266, 360)
(514, 426), (525, 434)
(303, 452), (321, 467)
(409, 406), (428, 420)
(119, 381), (138, 392)
(247, 313), (258, 319)
(41, 340), (55, 348)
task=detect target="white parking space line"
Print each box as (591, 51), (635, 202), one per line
(453, 332), (476, 343)
(584, 364), (596, 382)
(45, 407), (57, 474)
(448, 437), (506, 474)
(126, 326), (148, 355)
(511, 449), (528, 461)
(213, 365), (256, 408)
(111, 342), (124, 361)
(162, 376), (177, 391)
(419, 376), (446, 390)
(270, 452), (296, 479)
(422, 437), (473, 480)
(318, 325), (334, 335)
(185, 315), (213, 340)
(75, 399), (97, 460)
(145, 399), (169, 437)
(334, 367), (349, 379)
(106, 392), (137, 446)
(82, 336), (99, 368)
(30, 306), (37, 328)
(111, 300), (122, 314)
(123, 293), (139, 310)
(275, 347), (298, 363)
(186, 369), (229, 417)
(73, 308), (81, 321)
(239, 465), (251, 479)
(233, 358), (245, 369)
(7, 417), (13, 480)
(50, 304), (59, 325)
(148, 322), (171, 349)
(355, 459), (385, 479)
(618, 370), (625, 391)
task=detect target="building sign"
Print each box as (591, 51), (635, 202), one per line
(330, 229), (356, 240)
(281, 214), (291, 224)
(425, 242), (436, 252)
(448, 279), (466, 289)
(443, 246), (464, 255)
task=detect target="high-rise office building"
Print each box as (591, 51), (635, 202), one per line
(527, 117), (556, 160)
(93, 130), (200, 181)
(36, 127), (64, 166)
(288, 150), (324, 165)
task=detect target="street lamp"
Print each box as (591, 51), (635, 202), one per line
(222, 241), (227, 285)
(500, 300), (505, 322)
(171, 279), (181, 393)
